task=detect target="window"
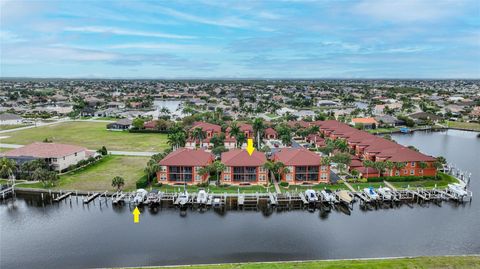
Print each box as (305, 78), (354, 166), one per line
(224, 174), (231, 181)
(75, 153), (77, 157)
(259, 175), (266, 181)
(395, 170), (400, 176)
(410, 169), (415, 175)
(321, 166), (327, 171)
(161, 166), (167, 172)
(195, 175), (201, 181)
(160, 175), (167, 181)
(286, 174), (293, 181)
(168, 166), (193, 182)
(320, 173), (327, 180)
(233, 166), (257, 182)
(224, 166), (231, 173)
(52, 158), (57, 162)
(295, 166), (319, 181)
(411, 162), (415, 167)
(259, 166), (266, 173)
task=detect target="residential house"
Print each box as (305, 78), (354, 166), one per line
(351, 117), (378, 129)
(264, 127), (278, 140)
(273, 148), (330, 184)
(0, 113), (23, 125)
(220, 149), (267, 185)
(2, 142), (90, 171)
(157, 148), (214, 185)
(106, 118), (132, 130)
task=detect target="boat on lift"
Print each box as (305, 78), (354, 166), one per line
(363, 187), (379, 200)
(177, 191), (189, 206)
(133, 189), (148, 204)
(146, 189), (160, 205)
(196, 189), (208, 205)
(336, 190), (353, 204)
(305, 189), (318, 203)
(377, 187), (393, 200)
(448, 182), (468, 197)
(321, 189), (337, 203)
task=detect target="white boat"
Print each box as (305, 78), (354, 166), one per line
(336, 190), (353, 204)
(196, 189), (208, 204)
(305, 189), (318, 203)
(178, 191), (189, 206)
(448, 183), (468, 197)
(133, 189), (148, 204)
(377, 187), (393, 200)
(146, 189), (159, 204)
(321, 189), (336, 203)
(364, 187), (379, 200)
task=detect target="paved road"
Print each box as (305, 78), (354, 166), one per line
(0, 143), (157, 157)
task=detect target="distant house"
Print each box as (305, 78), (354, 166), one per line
(272, 148), (330, 184)
(157, 148), (214, 185)
(409, 112), (442, 124)
(374, 115), (399, 128)
(220, 149), (267, 185)
(106, 119), (132, 130)
(317, 100), (339, 107)
(189, 122), (222, 139)
(264, 127), (278, 140)
(224, 136), (237, 150)
(0, 113), (23, 125)
(293, 110), (315, 119)
(351, 118), (378, 129)
(226, 123), (254, 139)
(1, 142), (90, 171)
(305, 134), (325, 148)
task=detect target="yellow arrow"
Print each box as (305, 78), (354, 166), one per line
(132, 206), (140, 223)
(246, 138), (255, 156)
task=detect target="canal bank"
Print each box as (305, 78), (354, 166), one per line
(1, 130), (479, 269)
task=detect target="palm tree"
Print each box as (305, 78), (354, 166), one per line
(263, 161), (289, 183)
(144, 159), (161, 183)
(236, 133), (246, 148)
(167, 131), (186, 150)
(385, 160), (395, 177)
(0, 157), (16, 183)
(112, 176), (125, 191)
(208, 161), (226, 185)
(334, 139), (348, 152)
(252, 118), (265, 148)
(363, 160), (374, 178)
(229, 122), (241, 138)
(191, 127), (206, 148)
(395, 162), (406, 176)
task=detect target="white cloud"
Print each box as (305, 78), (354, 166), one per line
(353, 0), (467, 23)
(64, 26), (195, 39)
(155, 6), (251, 28)
(0, 30), (26, 43)
(108, 42), (219, 53)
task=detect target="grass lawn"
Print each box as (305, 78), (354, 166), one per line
(1, 121), (168, 151)
(0, 124), (32, 131)
(50, 155), (149, 191)
(447, 121), (480, 132)
(368, 127), (400, 134)
(283, 172), (458, 193)
(123, 256), (479, 269)
(153, 184), (272, 194)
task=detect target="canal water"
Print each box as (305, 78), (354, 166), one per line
(1, 130), (479, 269)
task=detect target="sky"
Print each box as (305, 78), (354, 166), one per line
(1, 0), (479, 79)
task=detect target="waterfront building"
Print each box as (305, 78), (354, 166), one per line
(157, 148), (214, 185)
(186, 122), (222, 149)
(220, 149), (267, 185)
(1, 142), (90, 171)
(272, 148), (330, 184)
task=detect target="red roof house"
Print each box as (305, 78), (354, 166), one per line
(220, 149), (267, 185)
(157, 148), (214, 185)
(273, 148), (330, 184)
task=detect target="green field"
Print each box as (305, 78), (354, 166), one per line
(0, 124), (32, 131)
(368, 127), (400, 134)
(1, 121), (168, 151)
(447, 121), (480, 132)
(123, 256), (479, 269)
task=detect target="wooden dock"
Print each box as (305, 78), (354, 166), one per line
(83, 192), (100, 204)
(53, 192), (72, 202)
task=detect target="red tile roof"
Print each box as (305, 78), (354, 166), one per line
(2, 142), (87, 158)
(190, 122), (221, 133)
(159, 148), (214, 166)
(273, 148), (322, 166)
(264, 127), (277, 136)
(221, 149), (266, 166)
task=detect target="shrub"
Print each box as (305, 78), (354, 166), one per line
(196, 182), (209, 188)
(337, 179), (345, 184)
(358, 178), (368, 183)
(367, 175), (436, 182)
(153, 182), (163, 188)
(136, 176), (149, 189)
(279, 182), (289, 187)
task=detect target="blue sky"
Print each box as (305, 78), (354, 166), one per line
(1, 0), (479, 78)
